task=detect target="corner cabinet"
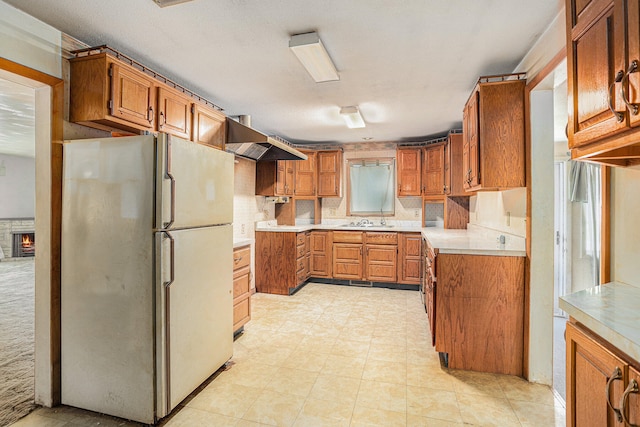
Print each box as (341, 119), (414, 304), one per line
(565, 321), (640, 427)
(317, 150), (343, 197)
(232, 245), (251, 334)
(462, 75), (526, 191)
(566, 0), (640, 166)
(423, 143), (445, 197)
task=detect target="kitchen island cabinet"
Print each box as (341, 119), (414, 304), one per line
(255, 231), (309, 295)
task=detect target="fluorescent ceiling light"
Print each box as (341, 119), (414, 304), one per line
(152, 0), (194, 7)
(289, 32), (339, 83)
(340, 106), (366, 128)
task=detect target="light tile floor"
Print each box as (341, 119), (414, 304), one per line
(12, 283), (565, 427)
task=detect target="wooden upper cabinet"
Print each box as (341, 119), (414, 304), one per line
(70, 53), (157, 133)
(192, 104), (226, 150)
(397, 148), (422, 197)
(446, 132), (470, 197)
(567, 0), (627, 148)
(256, 160), (293, 196)
(157, 86), (191, 139)
(423, 143), (445, 197)
(294, 151), (317, 197)
(567, 0), (640, 165)
(462, 77), (525, 191)
(317, 150), (342, 197)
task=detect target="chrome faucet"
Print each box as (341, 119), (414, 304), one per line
(356, 218), (372, 226)
(380, 209), (386, 226)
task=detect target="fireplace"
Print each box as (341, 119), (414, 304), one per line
(12, 232), (35, 258)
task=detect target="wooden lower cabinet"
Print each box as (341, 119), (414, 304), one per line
(310, 231), (332, 277)
(365, 244), (396, 282)
(255, 231), (310, 295)
(398, 233), (421, 284)
(232, 245), (251, 333)
(333, 243), (363, 280)
(566, 321), (640, 427)
(435, 253), (525, 375)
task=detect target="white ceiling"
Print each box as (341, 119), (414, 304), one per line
(3, 0), (563, 145)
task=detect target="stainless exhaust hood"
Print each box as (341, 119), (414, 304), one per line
(226, 116), (307, 161)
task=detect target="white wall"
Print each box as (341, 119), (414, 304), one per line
(0, 1), (62, 78)
(0, 154), (35, 218)
(611, 167), (640, 286)
(468, 189), (527, 237)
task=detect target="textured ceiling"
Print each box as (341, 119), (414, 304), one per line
(0, 78), (35, 158)
(3, 0), (562, 145)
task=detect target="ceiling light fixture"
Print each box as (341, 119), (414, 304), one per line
(152, 0), (194, 8)
(340, 106), (366, 129)
(289, 32), (339, 83)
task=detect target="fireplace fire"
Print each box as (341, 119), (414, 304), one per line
(12, 232), (35, 258)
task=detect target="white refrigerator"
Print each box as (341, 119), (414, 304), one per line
(61, 133), (234, 424)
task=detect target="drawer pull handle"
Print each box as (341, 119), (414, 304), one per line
(234, 256), (243, 263)
(621, 60), (639, 116)
(608, 70), (625, 123)
(620, 379), (639, 427)
(606, 366), (623, 423)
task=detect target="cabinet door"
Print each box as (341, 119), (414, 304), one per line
(625, 1), (640, 129)
(284, 161), (295, 196)
(192, 104), (226, 150)
(398, 233), (421, 284)
(465, 91), (480, 188)
(157, 87), (192, 139)
(566, 321), (627, 427)
(310, 231), (332, 277)
(443, 140), (451, 195)
(365, 244), (397, 282)
(294, 151), (317, 196)
(567, 0), (627, 147)
(110, 63), (155, 129)
(275, 161), (288, 196)
(423, 144), (445, 196)
(332, 243), (362, 279)
(318, 151), (342, 197)
(397, 148), (422, 197)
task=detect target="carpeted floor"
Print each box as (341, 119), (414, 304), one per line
(0, 260), (36, 427)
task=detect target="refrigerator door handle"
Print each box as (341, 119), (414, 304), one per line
(163, 137), (176, 229)
(163, 231), (175, 288)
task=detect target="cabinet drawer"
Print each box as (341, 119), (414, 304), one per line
(296, 243), (306, 258)
(233, 297), (251, 331)
(333, 231), (363, 243)
(296, 233), (306, 246)
(233, 270), (250, 301)
(233, 246), (251, 270)
(366, 232), (397, 244)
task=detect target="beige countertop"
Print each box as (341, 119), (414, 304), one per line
(421, 226), (526, 257)
(254, 222), (526, 256)
(560, 281), (640, 362)
(233, 238), (253, 249)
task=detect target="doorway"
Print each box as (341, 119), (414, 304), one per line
(0, 58), (64, 411)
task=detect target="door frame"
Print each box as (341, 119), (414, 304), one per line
(0, 57), (63, 406)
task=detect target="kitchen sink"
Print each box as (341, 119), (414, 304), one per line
(339, 223), (394, 228)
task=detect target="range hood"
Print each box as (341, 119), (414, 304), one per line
(226, 117), (307, 161)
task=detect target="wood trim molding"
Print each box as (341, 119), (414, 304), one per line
(523, 48), (566, 381)
(600, 166), (611, 284)
(0, 56), (64, 405)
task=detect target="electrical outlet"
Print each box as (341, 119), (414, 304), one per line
(241, 223), (246, 234)
(506, 211), (511, 226)
(414, 209), (420, 218)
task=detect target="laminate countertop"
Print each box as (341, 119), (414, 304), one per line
(560, 281), (640, 362)
(254, 223), (526, 257)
